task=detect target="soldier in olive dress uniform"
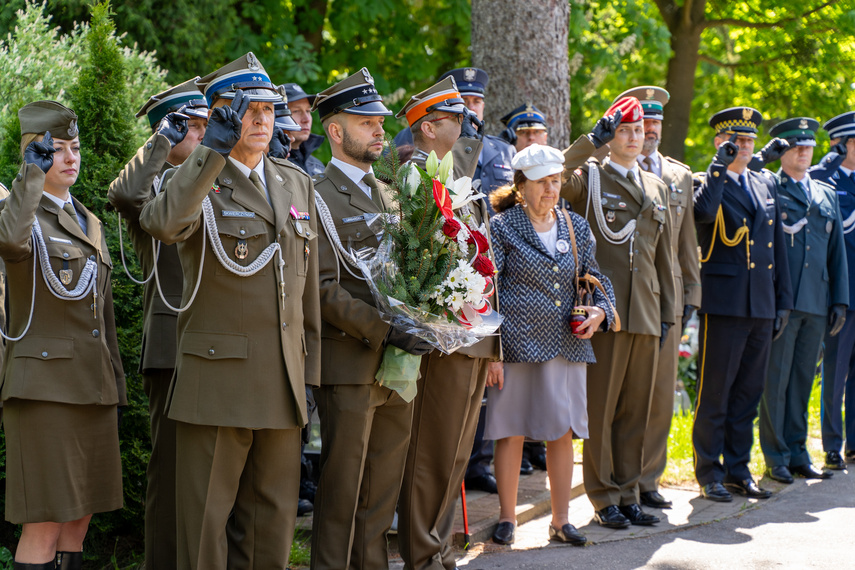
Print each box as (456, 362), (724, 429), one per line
(0, 101), (125, 570)
(108, 78), (208, 569)
(139, 53), (321, 570)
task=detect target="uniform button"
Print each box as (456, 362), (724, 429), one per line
(806, 245), (811, 251)
(749, 240), (754, 245)
(239, 229), (246, 236)
(356, 232), (361, 238)
(89, 255), (96, 261)
(713, 171), (720, 178)
(62, 252), (69, 258)
(806, 228), (811, 233)
(807, 211), (811, 216)
(465, 146), (473, 154)
(750, 262), (755, 268)
(41, 351), (48, 358)
(805, 263), (809, 268)
(553, 266), (559, 272)
(16, 172), (22, 181)
(768, 220), (774, 225)
(340, 331), (346, 337)
(768, 242), (773, 248)
(92, 329), (100, 338)
(633, 267), (638, 272)
(146, 142), (152, 149)
(90, 304), (95, 310)
(554, 283), (560, 289)
(362, 338), (371, 345)
(197, 158), (203, 166)
(555, 300), (561, 307)
(282, 322), (288, 330)
(208, 348), (215, 355)
(768, 264), (773, 269)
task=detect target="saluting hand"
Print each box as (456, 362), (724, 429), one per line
(25, 130), (56, 174)
(831, 136), (849, 159)
(267, 125), (290, 160)
(715, 133), (739, 166)
(202, 88), (250, 157)
(759, 137), (790, 165)
(459, 107), (484, 140)
(157, 105), (190, 148)
(589, 109), (622, 149)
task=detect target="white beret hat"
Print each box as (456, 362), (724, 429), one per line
(510, 144), (565, 181)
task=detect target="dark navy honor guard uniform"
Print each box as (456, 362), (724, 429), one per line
(692, 108), (793, 490)
(810, 111), (855, 461)
(758, 118), (848, 472)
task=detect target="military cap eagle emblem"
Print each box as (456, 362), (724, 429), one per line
(799, 118), (809, 129)
(646, 88), (655, 100)
(464, 68), (477, 81)
(246, 52), (260, 71)
(742, 108), (753, 121)
(362, 68), (375, 85)
(67, 118), (78, 138)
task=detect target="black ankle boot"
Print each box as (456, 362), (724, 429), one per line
(13, 561), (56, 569)
(55, 551), (82, 570)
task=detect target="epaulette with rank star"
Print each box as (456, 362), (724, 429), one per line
(664, 155), (692, 172)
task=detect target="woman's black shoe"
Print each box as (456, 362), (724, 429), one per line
(492, 521), (515, 545)
(549, 523), (587, 545)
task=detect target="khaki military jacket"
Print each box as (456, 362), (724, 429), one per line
(658, 153), (702, 317)
(562, 136), (676, 336)
(108, 132), (183, 372)
(139, 145), (321, 429)
(0, 163), (126, 406)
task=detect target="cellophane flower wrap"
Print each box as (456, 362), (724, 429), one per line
(355, 146), (503, 357)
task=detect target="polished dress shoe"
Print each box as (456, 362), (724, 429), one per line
(520, 457), (534, 475)
(465, 473), (498, 494)
(724, 478), (772, 499)
(593, 505), (630, 529)
(530, 450), (548, 471)
(619, 503), (659, 525)
(767, 465), (794, 484)
(824, 450), (845, 470)
(791, 463), (833, 479)
(640, 490), (672, 509)
(701, 481), (733, 502)
(549, 523), (587, 545)
(297, 498), (313, 516)
(492, 521), (515, 545)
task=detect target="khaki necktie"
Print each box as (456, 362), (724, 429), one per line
(643, 155), (655, 173)
(63, 202), (81, 229)
(363, 172), (382, 209)
(249, 170), (267, 200)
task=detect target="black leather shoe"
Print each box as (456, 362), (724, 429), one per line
(520, 457), (534, 475)
(640, 490), (672, 509)
(549, 523), (587, 545)
(845, 449), (855, 462)
(767, 465), (794, 484)
(465, 473), (498, 494)
(791, 463), (833, 479)
(297, 498), (313, 516)
(825, 450), (846, 470)
(701, 481), (733, 502)
(593, 505), (630, 529)
(619, 503), (659, 525)
(530, 451), (548, 471)
(724, 478), (772, 499)
(492, 521), (515, 545)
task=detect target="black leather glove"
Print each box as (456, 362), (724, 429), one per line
(589, 109), (622, 149)
(202, 89), (249, 157)
(773, 309), (790, 341)
(157, 106), (190, 148)
(659, 322), (671, 349)
(714, 133), (739, 167)
(459, 107), (483, 140)
(757, 137), (790, 165)
(25, 130), (55, 174)
(385, 326), (433, 356)
(831, 136), (849, 158)
(829, 304), (847, 337)
(500, 126), (517, 146)
(268, 125), (290, 160)
(682, 305), (697, 327)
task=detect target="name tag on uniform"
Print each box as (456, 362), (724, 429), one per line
(221, 210), (255, 218)
(603, 192), (622, 200)
(48, 236), (73, 245)
(342, 214), (366, 224)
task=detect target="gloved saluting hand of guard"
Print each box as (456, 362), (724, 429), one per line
(25, 130), (56, 174)
(202, 88), (250, 157)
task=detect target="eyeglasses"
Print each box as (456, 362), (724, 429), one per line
(425, 114), (463, 125)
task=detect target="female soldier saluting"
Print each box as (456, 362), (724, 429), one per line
(0, 101), (125, 570)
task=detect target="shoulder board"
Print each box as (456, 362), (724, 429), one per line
(485, 134), (514, 151)
(311, 172), (327, 184)
(692, 171), (706, 182)
(664, 156), (691, 172)
(270, 156), (311, 178)
(813, 178), (835, 192)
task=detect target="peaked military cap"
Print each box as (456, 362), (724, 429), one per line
(196, 52), (280, 106)
(136, 77), (209, 129)
(501, 103), (547, 131)
(709, 107), (762, 139)
(19, 100), (78, 138)
(769, 117), (819, 147)
(614, 86), (669, 120)
(606, 96), (644, 123)
(396, 76), (466, 127)
(273, 85), (300, 131)
(439, 67), (489, 98)
(312, 67), (392, 122)
(281, 83), (316, 106)
(823, 111), (855, 140)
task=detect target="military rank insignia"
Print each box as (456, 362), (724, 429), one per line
(60, 268), (73, 285)
(235, 240), (248, 260)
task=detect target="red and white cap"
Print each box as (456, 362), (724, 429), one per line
(605, 96), (643, 123)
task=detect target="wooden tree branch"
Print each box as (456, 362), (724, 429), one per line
(704, 0), (838, 30)
(653, 0), (679, 29)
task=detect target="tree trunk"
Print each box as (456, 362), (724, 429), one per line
(471, 0), (571, 148)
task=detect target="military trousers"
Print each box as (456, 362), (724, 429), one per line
(693, 314), (772, 485)
(399, 352), (488, 570)
(174, 422), (301, 570)
(821, 308), (855, 453)
(759, 310), (825, 468)
(583, 331), (659, 510)
(142, 368), (177, 570)
(311, 382), (413, 570)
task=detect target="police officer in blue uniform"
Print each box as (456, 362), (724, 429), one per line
(500, 102), (548, 153)
(758, 118), (847, 484)
(809, 111), (855, 469)
(692, 107), (794, 502)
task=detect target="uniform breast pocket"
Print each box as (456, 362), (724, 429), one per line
(493, 164), (514, 181)
(214, 217), (271, 276)
(44, 239), (86, 289)
(820, 206), (836, 233)
(290, 219), (318, 277)
(601, 197), (629, 225)
(649, 208), (667, 243)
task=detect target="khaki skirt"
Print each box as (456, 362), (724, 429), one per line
(3, 399), (123, 523)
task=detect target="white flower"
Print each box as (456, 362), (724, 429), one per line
(446, 175), (485, 211)
(403, 163), (421, 196)
(436, 150), (454, 184)
(425, 151), (440, 178)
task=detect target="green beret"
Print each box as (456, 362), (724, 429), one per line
(18, 101), (79, 138)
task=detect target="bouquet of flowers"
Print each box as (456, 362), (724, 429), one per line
(354, 146), (503, 399)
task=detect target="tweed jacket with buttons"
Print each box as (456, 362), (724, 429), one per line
(491, 204), (616, 364)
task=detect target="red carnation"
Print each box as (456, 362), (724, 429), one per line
(472, 254), (495, 277)
(442, 218), (462, 239)
(467, 229), (489, 254)
(432, 179), (454, 220)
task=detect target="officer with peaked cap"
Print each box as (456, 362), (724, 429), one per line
(611, 86), (701, 510)
(809, 111), (855, 469)
(308, 67), (432, 570)
(0, 101), (125, 569)
(758, 117), (847, 484)
(692, 107), (793, 503)
(281, 82), (326, 176)
(500, 102), (548, 152)
(139, 52), (321, 570)
(267, 85), (302, 161)
(560, 96), (674, 529)
(108, 77), (208, 569)
(394, 77), (503, 569)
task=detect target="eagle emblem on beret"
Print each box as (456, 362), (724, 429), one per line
(799, 118), (809, 129)
(742, 108), (753, 121)
(464, 68), (477, 81)
(67, 119), (78, 138)
(246, 52), (260, 71)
